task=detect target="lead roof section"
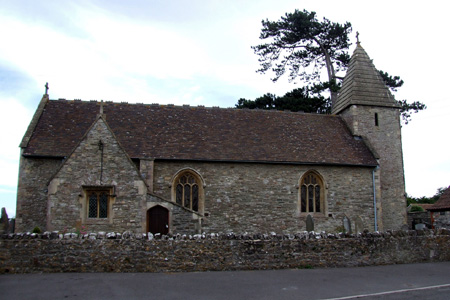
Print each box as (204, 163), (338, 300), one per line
(332, 44), (400, 115)
(22, 100), (377, 166)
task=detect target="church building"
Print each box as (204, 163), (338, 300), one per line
(15, 43), (407, 234)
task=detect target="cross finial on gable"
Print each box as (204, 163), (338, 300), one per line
(45, 82), (49, 95)
(356, 32), (360, 45)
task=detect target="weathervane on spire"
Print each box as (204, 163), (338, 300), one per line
(356, 32), (360, 45)
(45, 82), (49, 95)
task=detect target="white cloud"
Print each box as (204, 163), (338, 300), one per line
(79, 12), (211, 80)
(0, 98), (31, 188)
(0, 5), (215, 104)
(402, 100), (450, 197)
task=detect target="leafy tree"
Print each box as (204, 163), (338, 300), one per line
(409, 205), (424, 212)
(406, 187), (448, 206)
(244, 9), (426, 123)
(398, 100), (427, 124)
(279, 87), (330, 113)
(252, 9), (351, 104)
(379, 71), (427, 124)
(237, 93), (277, 110)
(236, 86), (330, 113)
(378, 71), (404, 92)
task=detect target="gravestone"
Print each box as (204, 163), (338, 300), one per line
(306, 215), (314, 232)
(354, 216), (364, 233)
(343, 216), (352, 234)
(0, 207), (9, 234)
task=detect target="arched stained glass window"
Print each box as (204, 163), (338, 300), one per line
(300, 172), (324, 213)
(174, 172), (201, 212)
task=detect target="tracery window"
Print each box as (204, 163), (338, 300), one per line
(300, 172), (324, 213)
(87, 190), (109, 218)
(173, 171), (203, 212)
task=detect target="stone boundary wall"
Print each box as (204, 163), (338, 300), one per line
(1, 230), (450, 274)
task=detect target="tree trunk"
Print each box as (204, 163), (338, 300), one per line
(314, 37), (337, 108)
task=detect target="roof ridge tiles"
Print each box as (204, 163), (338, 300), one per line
(46, 98), (340, 117)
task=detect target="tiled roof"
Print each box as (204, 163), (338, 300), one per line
(428, 187), (450, 211)
(21, 99), (378, 166)
(407, 203), (433, 212)
(332, 43), (400, 115)
(415, 204), (434, 210)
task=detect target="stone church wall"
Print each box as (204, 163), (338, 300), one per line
(1, 229), (449, 273)
(15, 153), (379, 235)
(153, 161), (377, 234)
(169, 204), (200, 233)
(46, 118), (146, 233)
(340, 106), (406, 231)
(15, 156), (62, 233)
(146, 194), (200, 234)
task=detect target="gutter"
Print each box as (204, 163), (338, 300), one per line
(152, 158), (378, 168)
(372, 166), (379, 231)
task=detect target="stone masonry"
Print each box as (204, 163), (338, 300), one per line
(15, 156), (62, 232)
(341, 106), (406, 231)
(152, 161), (377, 233)
(47, 117), (147, 233)
(1, 229), (450, 274)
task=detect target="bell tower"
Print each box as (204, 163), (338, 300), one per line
(332, 40), (406, 230)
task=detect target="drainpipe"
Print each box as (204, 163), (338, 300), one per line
(372, 166), (379, 231)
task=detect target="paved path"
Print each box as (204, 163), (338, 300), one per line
(2, 262), (450, 299)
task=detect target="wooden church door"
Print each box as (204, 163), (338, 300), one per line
(147, 206), (169, 235)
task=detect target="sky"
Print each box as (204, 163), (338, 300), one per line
(1, 0), (449, 217)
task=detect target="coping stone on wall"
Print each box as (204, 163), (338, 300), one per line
(2, 228), (450, 241)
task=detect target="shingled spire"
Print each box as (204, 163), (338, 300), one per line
(332, 43), (400, 115)
(332, 41), (407, 231)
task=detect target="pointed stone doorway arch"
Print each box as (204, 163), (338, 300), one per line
(147, 206), (169, 235)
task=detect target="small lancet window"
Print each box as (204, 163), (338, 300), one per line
(375, 113), (379, 127)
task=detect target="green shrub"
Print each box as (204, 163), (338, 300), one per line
(32, 226), (42, 234)
(334, 225), (345, 233)
(298, 264), (314, 269)
(410, 205), (424, 212)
